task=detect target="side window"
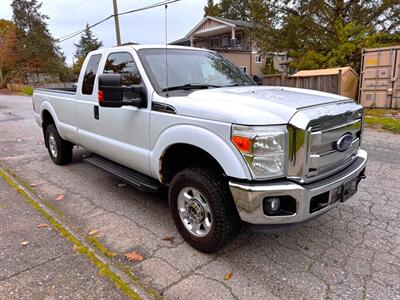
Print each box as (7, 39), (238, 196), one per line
(104, 52), (142, 100)
(82, 54), (102, 95)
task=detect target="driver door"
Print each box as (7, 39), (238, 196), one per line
(95, 51), (151, 176)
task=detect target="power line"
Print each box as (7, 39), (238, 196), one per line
(56, 0), (179, 43)
(41, 0), (55, 8)
(49, 0), (87, 24)
(55, 0), (180, 44)
(117, 0), (179, 17)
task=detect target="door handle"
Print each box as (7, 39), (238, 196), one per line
(94, 105), (99, 120)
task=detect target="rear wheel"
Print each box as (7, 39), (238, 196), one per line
(169, 167), (241, 253)
(45, 124), (73, 165)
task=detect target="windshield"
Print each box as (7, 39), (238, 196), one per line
(138, 48), (254, 94)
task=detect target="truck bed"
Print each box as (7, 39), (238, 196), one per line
(34, 87), (77, 94)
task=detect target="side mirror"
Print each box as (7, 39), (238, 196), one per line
(98, 74), (146, 108)
(252, 75), (263, 86)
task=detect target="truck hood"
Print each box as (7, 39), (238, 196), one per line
(167, 86), (350, 125)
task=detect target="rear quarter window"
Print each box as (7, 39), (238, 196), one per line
(82, 54), (102, 95)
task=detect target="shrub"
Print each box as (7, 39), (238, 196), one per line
(21, 86), (33, 96)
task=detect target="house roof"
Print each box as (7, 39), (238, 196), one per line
(169, 37), (191, 45)
(213, 16), (253, 28)
(292, 67), (357, 77)
(185, 15), (253, 38)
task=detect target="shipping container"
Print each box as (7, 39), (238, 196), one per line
(359, 46), (400, 108)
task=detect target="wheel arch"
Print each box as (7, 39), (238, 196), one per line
(41, 109), (56, 148)
(150, 125), (251, 183)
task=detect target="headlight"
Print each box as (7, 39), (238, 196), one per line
(231, 125), (287, 179)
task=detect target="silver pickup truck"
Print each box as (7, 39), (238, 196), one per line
(33, 45), (367, 253)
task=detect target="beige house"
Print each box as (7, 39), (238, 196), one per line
(171, 16), (288, 77)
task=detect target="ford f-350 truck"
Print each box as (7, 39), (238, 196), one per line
(33, 45), (367, 253)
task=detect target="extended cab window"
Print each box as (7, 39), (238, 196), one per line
(104, 52), (141, 100)
(82, 54), (102, 95)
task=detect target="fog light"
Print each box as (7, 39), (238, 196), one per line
(264, 197), (281, 215)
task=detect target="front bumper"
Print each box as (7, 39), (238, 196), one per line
(229, 149), (367, 225)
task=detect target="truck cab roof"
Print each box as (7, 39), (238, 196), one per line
(89, 44), (213, 54)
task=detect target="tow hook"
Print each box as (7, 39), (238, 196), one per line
(357, 169), (367, 183)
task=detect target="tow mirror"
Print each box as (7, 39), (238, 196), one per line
(98, 73), (146, 108)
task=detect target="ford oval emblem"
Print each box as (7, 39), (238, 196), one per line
(336, 133), (353, 152)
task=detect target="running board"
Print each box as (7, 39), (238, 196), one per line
(83, 155), (163, 193)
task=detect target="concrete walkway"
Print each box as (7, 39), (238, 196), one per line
(0, 178), (128, 300)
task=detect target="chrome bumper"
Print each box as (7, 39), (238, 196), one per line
(229, 149), (367, 225)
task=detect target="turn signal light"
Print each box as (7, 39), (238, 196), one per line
(232, 136), (251, 153)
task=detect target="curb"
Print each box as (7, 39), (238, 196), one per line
(0, 166), (160, 300)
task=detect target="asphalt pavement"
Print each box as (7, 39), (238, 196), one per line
(1, 94), (400, 299)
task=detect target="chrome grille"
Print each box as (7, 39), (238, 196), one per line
(307, 119), (362, 180)
(288, 100), (364, 184)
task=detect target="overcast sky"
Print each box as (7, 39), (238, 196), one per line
(0, 0), (207, 65)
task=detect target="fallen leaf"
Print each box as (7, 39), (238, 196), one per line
(55, 194), (64, 201)
(162, 236), (175, 242)
(125, 251), (144, 261)
(73, 244), (79, 252)
(224, 271), (233, 281)
(30, 183), (38, 187)
(36, 224), (48, 228)
(88, 229), (98, 236)
(20, 241), (29, 246)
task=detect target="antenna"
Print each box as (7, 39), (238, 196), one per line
(165, 4), (169, 97)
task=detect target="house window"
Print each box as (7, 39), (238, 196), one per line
(221, 35), (229, 48)
(239, 66), (247, 74)
(255, 55), (262, 64)
(209, 37), (220, 48)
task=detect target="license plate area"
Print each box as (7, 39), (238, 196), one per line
(332, 177), (359, 203)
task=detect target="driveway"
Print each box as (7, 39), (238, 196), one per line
(1, 94), (399, 299)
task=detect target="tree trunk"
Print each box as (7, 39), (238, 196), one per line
(0, 67), (4, 89)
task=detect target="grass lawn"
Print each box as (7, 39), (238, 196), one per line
(364, 109), (400, 134)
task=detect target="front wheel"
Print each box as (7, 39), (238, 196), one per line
(169, 167), (241, 253)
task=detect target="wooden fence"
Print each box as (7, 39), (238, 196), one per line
(263, 74), (341, 95)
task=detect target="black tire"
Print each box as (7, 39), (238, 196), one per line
(45, 124), (73, 165)
(169, 167), (241, 253)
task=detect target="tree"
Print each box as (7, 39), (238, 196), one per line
(251, 0), (400, 72)
(203, 0), (251, 21)
(218, 0), (251, 21)
(11, 0), (66, 81)
(0, 20), (18, 87)
(203, 0), (219, 17)
(73, 24), (103, 74)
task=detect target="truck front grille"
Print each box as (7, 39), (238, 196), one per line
(307, 119), (362, 181)
(287, 100), (364, 184)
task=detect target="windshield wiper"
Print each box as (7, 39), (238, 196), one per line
(162, 84), (222, 92)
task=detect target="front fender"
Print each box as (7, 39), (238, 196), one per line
(149, 124), (252, 181)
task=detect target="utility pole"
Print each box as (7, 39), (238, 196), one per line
(112, 0), (121, 46)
